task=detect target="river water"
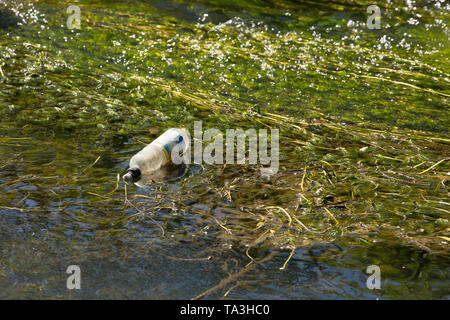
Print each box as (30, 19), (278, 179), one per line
(0, 0), (449, 299)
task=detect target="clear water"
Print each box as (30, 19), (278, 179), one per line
(0, 0), (449, 299)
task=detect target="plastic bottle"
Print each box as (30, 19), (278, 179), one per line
(123, 128), (186, 184)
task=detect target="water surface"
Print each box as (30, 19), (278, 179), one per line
(0, 0), (449, 299)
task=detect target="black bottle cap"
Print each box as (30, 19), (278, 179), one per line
(123, 167), (142, 184)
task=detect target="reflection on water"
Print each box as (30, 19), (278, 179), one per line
(0, 0), (448, 299)
(133, 164), (188, 187)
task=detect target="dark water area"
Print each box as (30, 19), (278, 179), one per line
(0, 0), (449, 299)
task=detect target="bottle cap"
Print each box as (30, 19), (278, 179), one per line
(122, 167), (142, 184)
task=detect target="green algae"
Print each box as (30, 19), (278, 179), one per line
(0, 0), (448, 299)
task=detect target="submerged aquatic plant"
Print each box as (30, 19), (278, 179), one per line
(0, 0), (448, 299)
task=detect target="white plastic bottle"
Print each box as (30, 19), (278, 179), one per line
(123, 128), (187, 184)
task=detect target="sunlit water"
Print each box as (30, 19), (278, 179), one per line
(0, 0), (449, 299)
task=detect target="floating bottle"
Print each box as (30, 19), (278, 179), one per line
(123, 128), (187, 184)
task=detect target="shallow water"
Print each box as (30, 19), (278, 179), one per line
(0, 0), (449, 299)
